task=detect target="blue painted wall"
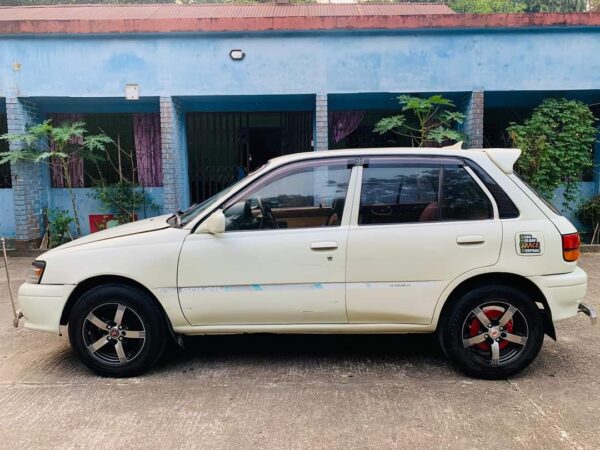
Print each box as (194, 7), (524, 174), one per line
(552, 182), (595, 230)
(0, 29), (599, 99)
(49, 187), (164, 236)
(0, 189), (16, 237)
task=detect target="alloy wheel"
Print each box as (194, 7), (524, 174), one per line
(82, 303), (147, 366)
(461, 301), (529, 367)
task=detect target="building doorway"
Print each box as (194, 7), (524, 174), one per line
(186, 111), (313, 203)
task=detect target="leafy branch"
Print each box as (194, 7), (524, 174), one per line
(507, 98), (597, 210)
(374, 95), (465, 147)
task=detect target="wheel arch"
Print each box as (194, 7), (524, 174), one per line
(437, 272), (556, 340)
(60, 275), (170, 329)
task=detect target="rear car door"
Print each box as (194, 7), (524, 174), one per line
(346, 156), (502, 324)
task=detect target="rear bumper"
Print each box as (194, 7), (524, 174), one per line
(528, 267), (588, 323)
(18, 282), (75, 334)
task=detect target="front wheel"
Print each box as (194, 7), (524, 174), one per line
(438, 285), (544, 379)
(68, 284), (168, 377)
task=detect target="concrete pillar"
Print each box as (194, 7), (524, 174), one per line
(160, 97), (190, 212)
(315, 93), (328, 151)
(5, 97), (45, 247)
(462, 90), (484, 149)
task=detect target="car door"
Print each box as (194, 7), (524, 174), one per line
(178, 157), (356, 326)
(346, 156), (502, 324)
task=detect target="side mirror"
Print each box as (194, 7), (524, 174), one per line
(197, 209), (226, 235)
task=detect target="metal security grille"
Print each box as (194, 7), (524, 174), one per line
(0, 114), (10, 189)
(281, 111), (313, 155)
(186, 111), (313, 203)
(187, 112), (250, 203)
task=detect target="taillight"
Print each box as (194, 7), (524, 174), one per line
(562, 233), (580, 262)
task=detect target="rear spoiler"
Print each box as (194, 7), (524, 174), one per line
(483, 148), (521, 174)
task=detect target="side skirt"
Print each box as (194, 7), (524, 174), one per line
(173, 323), (437, 336)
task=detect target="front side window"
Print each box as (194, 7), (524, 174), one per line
(223, 159), (351, 231)
(359, 159), (493, 225)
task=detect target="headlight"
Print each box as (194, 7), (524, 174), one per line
(27, 261), (46, 284)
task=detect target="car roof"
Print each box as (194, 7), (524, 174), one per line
(268, 147), (521, 174)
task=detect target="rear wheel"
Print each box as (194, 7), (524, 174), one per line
(438, 285), (544, 379)
(68, 284), (168, 377)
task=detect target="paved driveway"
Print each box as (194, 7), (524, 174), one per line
(1, 255), (599, 450)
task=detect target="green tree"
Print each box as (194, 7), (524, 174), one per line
(0, 120), (112, 236)
(448, 0), (526, 13)
(523, 0), (588, 11)
(374, 95), (465, 147)
(507, 98), (597, 209)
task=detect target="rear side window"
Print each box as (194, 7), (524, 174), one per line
(441, 166), (493, 221)
(359, 160), (493, 225)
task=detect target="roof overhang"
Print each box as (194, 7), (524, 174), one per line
(0, 8), (598, 35)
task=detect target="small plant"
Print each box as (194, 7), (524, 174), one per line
(577, 196), (600, 244)
(374, 95), (465, 147)
(88, 181), (158, 225)
(47, 208), (75, 248)
(507, 98), (597, 210)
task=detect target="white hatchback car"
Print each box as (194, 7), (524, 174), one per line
(18, 147), (596, 378)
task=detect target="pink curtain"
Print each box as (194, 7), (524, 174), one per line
(48, 113), (85, 188)
(329, 111), (365, 143)
(133, 113), (163, 187)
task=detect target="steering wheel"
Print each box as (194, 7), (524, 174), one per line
(256, 196), (279, 229)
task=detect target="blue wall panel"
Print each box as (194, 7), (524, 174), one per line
(0, 29), (599, 99)
(0, 189), (16, 237)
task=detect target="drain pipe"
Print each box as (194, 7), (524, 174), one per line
(1, 236), (21, 328)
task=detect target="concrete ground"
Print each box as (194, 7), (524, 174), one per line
(0, 256), (599, 450)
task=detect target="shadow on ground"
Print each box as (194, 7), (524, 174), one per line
(157, 333), (446, 370)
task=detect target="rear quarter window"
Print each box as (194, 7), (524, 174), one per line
(464, 160), (520, 219)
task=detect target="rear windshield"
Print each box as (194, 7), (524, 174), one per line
(513, 173), (562, 216)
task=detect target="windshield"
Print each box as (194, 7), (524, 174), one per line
(175, 164), (270, 226)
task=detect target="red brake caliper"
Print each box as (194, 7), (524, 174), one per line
(468, 308), (514, 351)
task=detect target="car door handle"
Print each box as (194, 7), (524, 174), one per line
(310, 241), (338, 250)
(456, 235), (485, 245)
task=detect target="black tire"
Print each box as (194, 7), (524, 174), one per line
(438, 284), (544, 380)
(68, 283), (168, 377)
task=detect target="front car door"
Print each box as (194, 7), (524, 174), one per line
(346, 156), (502, 324)
(178, 157), (356, 325)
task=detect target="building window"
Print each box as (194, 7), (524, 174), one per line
(49, 113), (162, 188)
(83, 114), (137, 186)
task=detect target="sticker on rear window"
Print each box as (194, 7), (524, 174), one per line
(516, 232), (544, 256)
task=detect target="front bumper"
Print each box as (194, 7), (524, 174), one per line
(528, 267), (588, 323)
(18, 282), (75, 334)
